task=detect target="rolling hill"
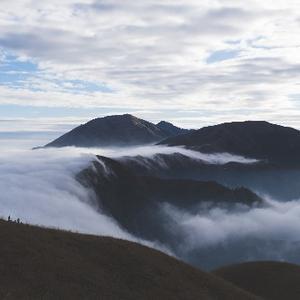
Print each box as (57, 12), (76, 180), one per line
(0, 219), (259, 300)
(214, 261), (300, 300)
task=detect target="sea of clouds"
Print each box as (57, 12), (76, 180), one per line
(1, 143), (300, 265)
(0, 144), (256, 237)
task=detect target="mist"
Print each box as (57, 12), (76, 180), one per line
(1, 143), (300, 269)
(161, 197), (300, 249)
(66, 145), (259, 165)
(0, 144), (257, 243)
(0, 147), (144, 248)
(153, 196), (300, 269)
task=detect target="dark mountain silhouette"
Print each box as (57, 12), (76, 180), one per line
(77, 156), (262, 250)
(214, 261), (300, 300)
(0, 220), (259, 300)
(159, 121), (300, 164)
(45, 114), (185, 148)
(156, 120), (190, 136)
(119, 152), (300, 200)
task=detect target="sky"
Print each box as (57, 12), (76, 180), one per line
(0, 0), (300, 141)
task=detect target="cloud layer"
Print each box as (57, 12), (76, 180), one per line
(0, 145), (258, 235)
(0, 1), (300, 126)
(2, 145), (300, 268)
(163, 197), (300, 250)
(0, 148), (134, 239)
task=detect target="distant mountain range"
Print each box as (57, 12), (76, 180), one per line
(45, 114), (189, 148)
(119, 151), (300, 200)
(45, 115), (300, 166)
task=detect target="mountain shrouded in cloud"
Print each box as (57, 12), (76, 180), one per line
(45, 114), (187, 148)
(4, 136), (300, 270)
(2, 0), (300, 298)
(77, 154), (262, 246)
(46, 116), (300, 166)
(73, 147), (300, 269)
(42, 116), (300, 201)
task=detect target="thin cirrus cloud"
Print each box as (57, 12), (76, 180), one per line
(0, 0), (299, 127)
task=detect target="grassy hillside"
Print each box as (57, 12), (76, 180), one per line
(0, 219), (259, 300)
(214, 261), (300, 300)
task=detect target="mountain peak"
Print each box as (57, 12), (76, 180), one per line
(44, 114), (181, 148)
(156, 120), (190, 136)
(90, 114), (140, 124)
(157, 120), (172, 126)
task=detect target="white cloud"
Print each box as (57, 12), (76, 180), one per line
(0, 0), (299, 125)
(0, 146), (173, 254)
(163, 196), (300, 251)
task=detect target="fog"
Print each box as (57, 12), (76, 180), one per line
(0, 147), (176, 254)
(54, 145), (258, 165)
(0, 148), (133, 238)
(0, 145), (257, 240)
(162, 197), (300, 250)
(1, 143), (300, 269)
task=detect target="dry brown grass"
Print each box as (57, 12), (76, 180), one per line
(0, 219), (259, 300)
(214, 261), (300, 300)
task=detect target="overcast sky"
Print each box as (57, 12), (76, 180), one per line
(0, 0), (300, 131)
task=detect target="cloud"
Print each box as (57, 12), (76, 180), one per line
(0, 0), (299, 126)
(2, 144), (300, 268)
(0, 146), (174, 253)
(0, 146), (173, 253)
(0, 145), (258, 232)
(162, 196), (300, 251)
(0, 148), (121, 234)
(42, 145), (259, 164)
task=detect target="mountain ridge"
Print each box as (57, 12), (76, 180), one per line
(159, 120), (300, 164)
(156, 120), (190, 136)
(77, 155), (263, 253)
(45, 114), (188, 148)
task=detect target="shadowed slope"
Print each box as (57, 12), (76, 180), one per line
(214, 261), (300, 300)
(156, 121), (190, 136)
(159, 121), (300, 165)
(0, 220), (259, 300)
(45, 114), (186, 148)
(77, 156), (262, 245)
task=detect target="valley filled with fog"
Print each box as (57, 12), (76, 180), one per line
(2, 132), (300, 270)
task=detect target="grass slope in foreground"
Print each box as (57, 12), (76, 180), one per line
(0, 220), (259, 300)
(214, 261), (300, 300)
